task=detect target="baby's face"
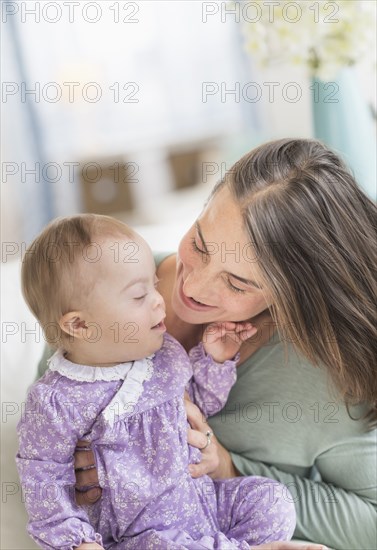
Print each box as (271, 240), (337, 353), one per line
(80, 234), (166, 363)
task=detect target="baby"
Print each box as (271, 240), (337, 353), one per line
(17, 214), (296, 550)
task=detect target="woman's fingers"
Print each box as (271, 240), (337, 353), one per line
(185, 400), (218, 477)
(187, 441), (219, 478)
(75, 486), (102, 506)
(187, 427), (209, 450)
(185, 399), (208, 432)
(74, 441), (96, 470)
(74, 466), (99, 487)
(74, 440), (102, 505)
(185, 400), (233, 479)
(74, 444), (98, 487)
(187, 425), (220, 478)
(188, 459), (211, 479)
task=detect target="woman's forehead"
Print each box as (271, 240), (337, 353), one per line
(200, 186), (247, 243)
(198, 187), (261, 279)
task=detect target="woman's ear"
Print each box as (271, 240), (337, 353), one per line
(59, 311), (89, 341)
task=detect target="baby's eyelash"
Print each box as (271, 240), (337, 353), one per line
(225, 278), (246, 294)
(190, 237), (206, 254)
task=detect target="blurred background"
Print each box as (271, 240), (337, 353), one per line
(1, 1), (376, 547)
(2, 0), (376, 252)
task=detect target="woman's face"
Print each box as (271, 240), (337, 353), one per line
(172, 185), (273, 324)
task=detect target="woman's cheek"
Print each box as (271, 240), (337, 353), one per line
(229, 294), (270, 320)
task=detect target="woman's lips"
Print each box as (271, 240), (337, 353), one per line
(178, 279), (216, 312)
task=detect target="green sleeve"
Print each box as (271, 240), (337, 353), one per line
(208, 335), (377, 550)
(153, 251), (175, 267)
(231, 436), (377, 550)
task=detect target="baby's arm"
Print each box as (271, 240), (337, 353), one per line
(16, 383), (103, 550)
(186, 322), (256, 417)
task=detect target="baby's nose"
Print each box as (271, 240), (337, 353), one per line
(153, 290), (165, 309)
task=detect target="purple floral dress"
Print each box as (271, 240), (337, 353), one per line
(17, 333), (295, 549)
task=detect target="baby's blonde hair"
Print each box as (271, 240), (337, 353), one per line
(21, 214), (135, 349)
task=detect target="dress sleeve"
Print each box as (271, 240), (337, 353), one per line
(186, 343), (238, 417)
(231, 431), (377, 550)
(16, 383), (102, 550)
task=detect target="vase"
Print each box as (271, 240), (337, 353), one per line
(311, 68), (376, 201)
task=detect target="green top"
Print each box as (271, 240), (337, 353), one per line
(208, 329), (376, 549)
(37, 251), (377, 550)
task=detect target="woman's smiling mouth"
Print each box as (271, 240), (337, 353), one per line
(179, 279), (216, 311)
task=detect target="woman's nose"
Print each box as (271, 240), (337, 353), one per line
(183, 266), (212, 298)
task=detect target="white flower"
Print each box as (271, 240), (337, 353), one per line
(241, 0), (376, 80)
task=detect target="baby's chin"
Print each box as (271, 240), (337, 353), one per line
(134, 337), (166, 360)
(149, 339), (165, 356)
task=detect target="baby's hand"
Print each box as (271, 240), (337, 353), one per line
(75, 543), (104, 550)
(202, 322), (257, 363)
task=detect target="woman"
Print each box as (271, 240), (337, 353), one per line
(56, 139), (376, 549)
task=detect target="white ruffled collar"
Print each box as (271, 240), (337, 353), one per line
(103, 356), (154, 426)
(47, 349), (137, 382)
(48, 349), (155, 426)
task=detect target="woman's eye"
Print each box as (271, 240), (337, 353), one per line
(190, 237), (206, 254)
(226, 278), (246, 294)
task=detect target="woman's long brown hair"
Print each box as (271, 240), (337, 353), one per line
(218, 138), (377, 426)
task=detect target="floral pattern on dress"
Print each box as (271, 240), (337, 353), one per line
(17, 333), (295, 549)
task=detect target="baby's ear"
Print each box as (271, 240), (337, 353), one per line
(59, 311), (89, 341)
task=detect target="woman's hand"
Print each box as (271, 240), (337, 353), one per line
(185, 398), (240, 479)
(74, 441), (101, 505)
(250, 544), (328, 550)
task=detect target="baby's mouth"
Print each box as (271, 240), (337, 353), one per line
(151, 319), (166, 330)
